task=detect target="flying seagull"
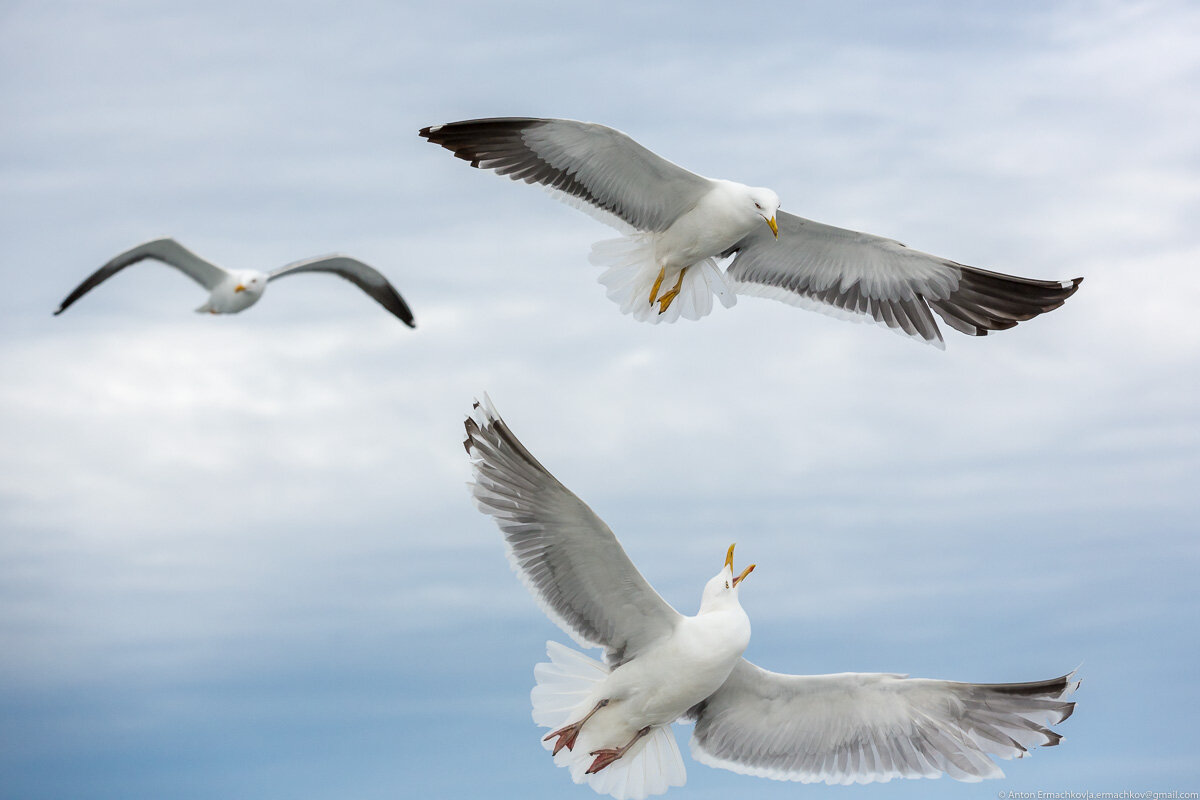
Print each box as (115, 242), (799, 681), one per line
(464, 397), (1078, 799)
(422, 117), (1081, 347)
(54, 237), (416, 326)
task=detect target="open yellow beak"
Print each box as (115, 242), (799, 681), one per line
(766, 216), (778, 239)
(725, 543), (756, 587)
(234, 284), (246, 293)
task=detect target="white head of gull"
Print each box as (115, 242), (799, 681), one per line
(464, 396), (1078, 799)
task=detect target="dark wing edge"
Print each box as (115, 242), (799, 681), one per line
(725, 212), (1083, 346)
(928, 266), (1083, 338)
(463, 396), (680, 665)
(268, 256), (416, 327)
(686, 659), (1079, 785)
(55, 237), (226, 315)
(419, 117), (711, 233)
(419, 117), (595, 196)
(729, 268), (949, 348)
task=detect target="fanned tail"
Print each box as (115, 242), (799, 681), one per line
(590, 235), (735, 324)
(531, 641), (610, 731)
(532, 642), (686, 800)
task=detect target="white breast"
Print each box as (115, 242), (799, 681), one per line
(607, 609), (750, 729)
(205, 274), (266, 313)
(654, 181), (756, 270)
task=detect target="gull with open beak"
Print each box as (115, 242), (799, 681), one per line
(422, 117), (1080, 344)
(464, 397), (1078, 799)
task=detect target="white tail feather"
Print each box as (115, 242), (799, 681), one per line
(531, 642), (608, 729)
(590, 235), (735, 324)
(532, 641), (686, 800)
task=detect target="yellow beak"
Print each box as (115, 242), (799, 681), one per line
(766, 216), (778, 239)
(725, 543), (756, 587)
(234, 284), (246, 293)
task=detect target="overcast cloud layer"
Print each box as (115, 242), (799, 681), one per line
(2, 1), (1198, 798)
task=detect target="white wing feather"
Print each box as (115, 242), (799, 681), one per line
(464, 397), (681, 665)
(688, 659), (1078, 784)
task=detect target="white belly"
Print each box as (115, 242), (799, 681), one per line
(655, 183), (755, 270)
(576, 611), (750, 752)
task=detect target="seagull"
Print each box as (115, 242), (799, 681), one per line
(54, 237), (416, 326)
(464, 397), (1079, 800)
(422, 117), (1082, 347)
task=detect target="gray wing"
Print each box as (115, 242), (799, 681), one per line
(420, 117), (714, 233)
(464, 397), (681, 665)
(687, 659), (1078, 784)
(725, 211), (1083, 347)
(268, 256), (415, 327)
(55, 238), (229, 315)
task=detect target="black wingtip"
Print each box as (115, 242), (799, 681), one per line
(396, 309), (416, 328)
(928, 265), (1086, 337)
(463, 419), (478, 454)
(463, 406), (485, 454)
(379, 286), (416, 328)
(1041, 729), (1065, 747)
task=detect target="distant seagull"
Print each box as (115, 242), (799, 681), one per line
(465, 397), (1078, 799)
(422, 117), (1081, 346)
(54, 238), (416, 326)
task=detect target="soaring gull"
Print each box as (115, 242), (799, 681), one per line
(55, 237), (416, 326)
(464, 397), (1079, 799)
(422, 117), (1082, 347)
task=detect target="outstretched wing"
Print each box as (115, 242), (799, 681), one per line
(725, 211), (1083, 348)
(688, 659), (1078, 784)
(464, 397), (681, 665)
(420, 117), (714, 233)
(55, 238), (229, 315)
(268, 255), (415, 327)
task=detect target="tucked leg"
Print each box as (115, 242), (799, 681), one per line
(656, 267), (689, 314)
(543, 699), (609, 756)
(647, 267), (667, 305)
(586, 726), (652, 774)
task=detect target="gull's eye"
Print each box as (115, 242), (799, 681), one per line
(754, 202), (762, 210)
(725, 581), (730, 589)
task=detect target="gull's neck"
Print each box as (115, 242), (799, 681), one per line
(698, 592), (745, 617)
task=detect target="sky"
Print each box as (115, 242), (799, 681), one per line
(1, 0), (1198, 798)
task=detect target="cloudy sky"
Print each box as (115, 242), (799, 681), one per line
(2, 0), (1198, 797)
